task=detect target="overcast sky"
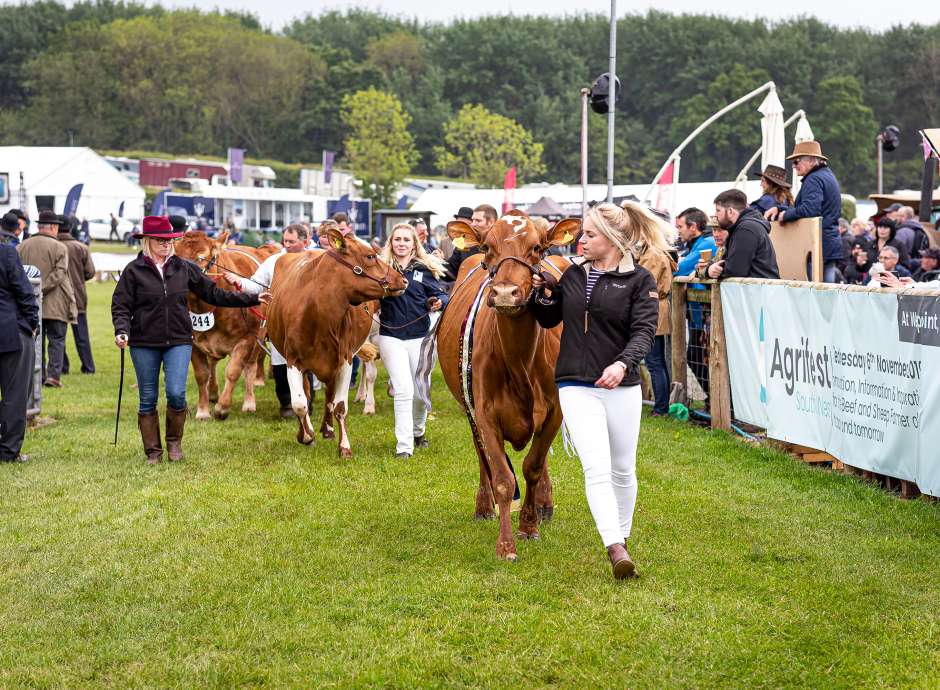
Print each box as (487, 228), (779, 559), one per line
(63, 0), (940, 31)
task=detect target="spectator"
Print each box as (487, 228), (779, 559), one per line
(627, 203), (677, 417)
(1, 212), (19, 244)
(168, 215), (188, 237)
(445, 204), (496, 282)
(331, 212), (352, 236)
(695, 217), (728, 279)
(17, 210), (76, 388)
(377, 223), (449, 458)
(11, 209), (29, 243)
(850, 217), (874, 246)
(111, 216), (264, 464)
(316, 219), (339, 248)
(882, 202), (903, 222)
(867, 246), (911, 287)
(109, 213), (119, 241)
(78, 217), (90, 245)
(708, 189), (780, 280)
(867, 218), (910, 269)
(0, 236), (39, 462)
(843, 240), (874, 285)
(58, 220), (96, 375)
(408, 218), (437, 254)
(895, 206), (930, 260)
(765, 140), (842, 283)
(912, 247), (940, 282)
(440, 208), (473, 261)
(674, 207), (716, 275)
(750, 164), (793, 215)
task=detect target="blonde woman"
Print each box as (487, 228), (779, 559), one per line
(621, 202), (677, 416)
(111, 217), (264, 464)
(378, 223), (449, 458)
(531, 203), (659, 579)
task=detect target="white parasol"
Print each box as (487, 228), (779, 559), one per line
(758, 88), (786, 171)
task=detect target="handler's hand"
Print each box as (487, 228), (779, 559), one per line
(258, 291), (273, 305)
(531, 273), (545, 291)
(223, 271), (240, 286)
(115, 334), (128, 349)
(426, 297), (443, 312)
(595, 363), (625, 390)
(707, 260), (724, 279)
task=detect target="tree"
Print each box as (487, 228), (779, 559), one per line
(341, 88), (418, 207)
(435, 104), (546, 186)
(812, 75), (877, 195)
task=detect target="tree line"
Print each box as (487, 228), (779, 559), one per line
(1, 1), (938, 198)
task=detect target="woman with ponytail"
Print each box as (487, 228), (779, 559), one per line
(531, 203), (659, 579)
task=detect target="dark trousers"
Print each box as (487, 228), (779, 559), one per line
(41, 319), (67, 382)
(645, 334), (670, 414)
(62, 312), (95, 374)
(687, 325), (709, 400)
(0, 329), (35, 459)
(272, 364), (292, 408)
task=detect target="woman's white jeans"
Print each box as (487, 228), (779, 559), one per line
(377, 335), (427, 454)
(559, 384), (642, 548)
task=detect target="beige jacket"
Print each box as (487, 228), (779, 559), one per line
(636, 246), (676, 336)
(18, 233), (77, 323)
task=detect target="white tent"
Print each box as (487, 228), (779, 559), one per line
(0, 147), (145, 221)
(414, 180), (763, 228)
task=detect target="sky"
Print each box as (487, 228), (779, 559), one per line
(85, 0), (940, 31)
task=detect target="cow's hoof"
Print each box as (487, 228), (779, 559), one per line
(296, 429), (314, 445)
(496, 541), (518, 561)
(241, 401), (256, 413)
(212, 408), (230, 420)
(339, 447), (353, 459)
(354, 393), (365, 403)
(537, 506), (554, 522)
(474, 512), (497, 521)
(499, 551), (518, 562)
(322, 429), (335, 440)
(195, 410), (211, 421)
(518, 529), (540, 540)
(209, 393), (219, 404)
(363, 406), (375, 416)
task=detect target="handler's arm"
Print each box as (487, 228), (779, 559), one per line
(187, 261), (260, 308)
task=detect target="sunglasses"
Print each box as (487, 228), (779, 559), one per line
(154, 238), (178, 245)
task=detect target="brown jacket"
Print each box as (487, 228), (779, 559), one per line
(636, 246), (676, 336)
(58, 233), (95, 313)
(17, 232), (77, 323)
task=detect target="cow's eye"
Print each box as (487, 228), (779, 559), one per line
(480, 244), (489, 253)
(197, 255), (206, 261)
(366, 254), (376, 260)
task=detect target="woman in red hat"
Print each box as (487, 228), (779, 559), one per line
(111, 216), (268, 464)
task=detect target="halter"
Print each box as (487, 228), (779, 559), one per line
(324, 248), (400, 296)
(482, 255), (543, 304)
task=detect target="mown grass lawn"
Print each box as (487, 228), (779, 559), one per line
(1, 281), (938, 688)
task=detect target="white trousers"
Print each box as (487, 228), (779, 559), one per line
(559, 385), (642, 548)
(377, 335), (427, 454)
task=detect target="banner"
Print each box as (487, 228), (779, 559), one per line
(322, 150), (335, 184)
(228, 148), (244, 184)
(722, 281), (940, 496)
(63, 183), (83, 217)
(327, 195), (371, 238)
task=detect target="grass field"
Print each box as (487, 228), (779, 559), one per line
(1, 281), (938, 688)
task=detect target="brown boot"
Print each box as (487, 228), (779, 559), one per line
(138, 411), (163, 465)
(165, 407), (187, 462)
(607, 543), (636, 580)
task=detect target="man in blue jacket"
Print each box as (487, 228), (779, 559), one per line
(0, 237), (40, 462)
(766, 140), (843, 283)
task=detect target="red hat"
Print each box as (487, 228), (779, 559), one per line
(136, 215), (185, 239)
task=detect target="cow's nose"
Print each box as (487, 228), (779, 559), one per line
(488, 283), (523, 307)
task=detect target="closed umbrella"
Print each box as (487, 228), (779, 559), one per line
(791, 114), (815, 198)
(758, 88), (786, 170)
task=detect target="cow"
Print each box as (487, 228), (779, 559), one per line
(175, 231), (277, 420)
(265, 228), (407, 457)
(436, 210), (579, 561)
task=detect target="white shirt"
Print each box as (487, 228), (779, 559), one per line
(238, 249), (284, 295)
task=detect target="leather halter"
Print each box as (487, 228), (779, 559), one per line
(324, 248), (399, 296)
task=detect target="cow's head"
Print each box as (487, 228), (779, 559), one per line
(322, 226), (408, 303)
(448, 210), (579, 316)
(175, 230), (229, 272)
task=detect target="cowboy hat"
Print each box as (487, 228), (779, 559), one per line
(135, 215), (186, 239)
(786, 140), (828, 161)
(758, 164), (791, 188)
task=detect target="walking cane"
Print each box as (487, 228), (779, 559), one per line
(113, 346), (125, 445)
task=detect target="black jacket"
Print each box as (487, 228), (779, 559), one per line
(722, 207), (780, 279)
(532, 256), (658, 387)
(444, 246), (482, 282)
(112, 253), (260, 347)
(379, 260), (449, 340)
(0, 244), (39, 352)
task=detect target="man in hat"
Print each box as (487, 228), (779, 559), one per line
(765, 140), (843, 283)
(12, 209), (29, 244)
(444, 204), (495, 282)
(1, 212), (20, 245)
(17, 210), (77, 388)
(0, 227), (39, 462)
(168, 214), (188, 236)
(58, 217), (96, 375)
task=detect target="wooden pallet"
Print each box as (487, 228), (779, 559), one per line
(782, 443), (923, 500)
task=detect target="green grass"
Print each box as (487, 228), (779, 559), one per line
(90, 241), (139, 255)
(1, 282), (938, 687)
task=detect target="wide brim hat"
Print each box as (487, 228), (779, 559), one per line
(168, 214), (189, 233)
(37, 210), (63, 226)
(136, 215), (185, 239)
(758, 164), (791, 188)
(786, 140), (828, 161)
(454, 206), (474, 220)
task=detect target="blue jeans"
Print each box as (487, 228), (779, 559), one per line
(645, 335), (670, 415)
(823, 260), (839, 284)
(130, 345), (192, 413)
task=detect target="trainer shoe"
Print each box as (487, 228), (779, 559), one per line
(0, 454), (29, 463)
(395, 452), (412, 459)
(413, 435), (429, 449)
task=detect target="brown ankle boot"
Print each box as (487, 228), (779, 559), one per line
(138, 411), (163, 465)
(606, 543), (636, 580)
(165, 407), (187, 462)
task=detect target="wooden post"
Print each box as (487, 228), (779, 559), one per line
(670, 280), (688, 404)
(708, 282), (732, 431)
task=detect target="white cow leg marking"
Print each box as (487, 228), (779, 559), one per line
(287, 366), (314, 443)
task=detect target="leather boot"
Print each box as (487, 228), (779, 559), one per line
(165, 407), (187, 462)
(606, 543), (636, 580)
(138, 411), (163, 465)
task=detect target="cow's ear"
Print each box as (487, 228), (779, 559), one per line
(216, 230), (230, 246)
(325, 227), (350, 252)
(546, 218), (580, 246)
(447, 220), (481, 251)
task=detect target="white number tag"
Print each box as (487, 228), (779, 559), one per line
(190, 311), (215, 332)
(413, 270), (424, 283)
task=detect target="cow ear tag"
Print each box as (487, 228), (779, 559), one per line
(562, 232), (573, 243)
(453, 236), (466, 250)
(332, 237), (344, 250)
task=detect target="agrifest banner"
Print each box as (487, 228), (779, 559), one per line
(721, 281), (939, 497)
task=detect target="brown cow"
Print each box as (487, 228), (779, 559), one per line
(175, 231), (277, 420)
(437, 211), (579, 561)
(265, 229), (407, 457)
